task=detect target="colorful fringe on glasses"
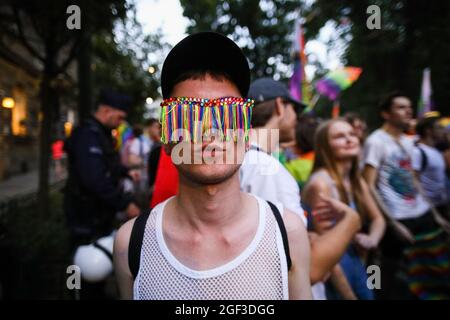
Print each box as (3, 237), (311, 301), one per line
(160, 97), (254, 143)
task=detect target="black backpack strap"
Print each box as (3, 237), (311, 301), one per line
(93, 241), (113, 262)
(128, 210), (151, 279)
(267, 201), (292, 271)
(418, 146), (428, 172)
(414, 141), (428, 172)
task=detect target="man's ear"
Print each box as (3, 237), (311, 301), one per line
(381, 110), (389, 121)
(275, 97), (285, 118)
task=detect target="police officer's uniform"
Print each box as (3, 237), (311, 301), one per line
(64, 108), (133, 249)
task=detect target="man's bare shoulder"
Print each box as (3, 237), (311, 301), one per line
(114, 217), (137, 299)
(283, 209), (310, 281)
(282, 209), (307, 235)
(114, 218), (136, 255)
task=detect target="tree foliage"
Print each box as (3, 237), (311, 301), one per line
(179, 0), (450, 124)
(0, 0), (152, 214)
(304, 0), (450, 124)
(180, 0), (303, 80)
(91, 5), (169, 124)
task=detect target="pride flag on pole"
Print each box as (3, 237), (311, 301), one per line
(417, 68), (433, 118)
(289, 20), (311, 106)
(314, 67), (362, 117)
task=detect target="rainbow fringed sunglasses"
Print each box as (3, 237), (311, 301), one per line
(160, 97), (254, 143)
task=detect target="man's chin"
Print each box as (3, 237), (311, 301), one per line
(178, 164), (240, 186)
(401, 123), (411, 131)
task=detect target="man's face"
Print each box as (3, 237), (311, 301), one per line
(166, 74), (246, 186)
(148, 123), (161, 141)
(383, 96), (413, 130)
(431, 122), (446, 143)
(103, 106), (126, 129)
(352, 119), (367, 141)
(279, 101), (297, 143)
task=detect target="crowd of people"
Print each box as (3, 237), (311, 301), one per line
(64, 32), (450, 300)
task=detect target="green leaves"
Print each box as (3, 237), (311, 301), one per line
(304, 0), (450, 123)
(180, 0), (304, 80)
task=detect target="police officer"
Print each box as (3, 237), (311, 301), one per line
(64, 89), (141, 254)
(64, 89), (141, 299)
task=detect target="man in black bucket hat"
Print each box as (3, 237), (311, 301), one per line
(114, 32), (313, 300)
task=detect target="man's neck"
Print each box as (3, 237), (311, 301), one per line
(382, 123), (403, 140)
(173, 172), (245, 232)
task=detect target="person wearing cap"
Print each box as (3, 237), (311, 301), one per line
(413, 115), (449, 216)
(240, 77), (307, 221)
(362, 93), (450, 299)
(113, 32), (313, 300)
(64, 89), (141, 298)
(239, 78), (362, 299)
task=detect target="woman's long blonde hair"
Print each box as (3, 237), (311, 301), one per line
(312, 119), (367, 218)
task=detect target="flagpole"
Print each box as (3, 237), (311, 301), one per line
(332, 99), (340, 118)
(302, 93), (320, 114)
(417, 67), (432, 118)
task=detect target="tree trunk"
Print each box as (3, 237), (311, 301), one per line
(37, 75), (52, 216)
(77, 27), (92, 123)
(37, 61), (59, 216)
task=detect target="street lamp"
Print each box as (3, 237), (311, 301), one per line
(147, 66), (156, 74)
(146, 97), (154, 104)
(2, 97), (15, 109)
(64, 121), (73, 137)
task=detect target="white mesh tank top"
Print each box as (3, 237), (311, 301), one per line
(133, 195), (289, 300)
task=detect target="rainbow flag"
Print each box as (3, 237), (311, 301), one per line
(404, 229), (450, 299)
(289, 20), (311, 106)
(315, 67), (362, 101)
(314, 67), (362, 117)
(417, 68), (434, 118)
(290, 59), (302, 101)
(115, 122), (132, 150)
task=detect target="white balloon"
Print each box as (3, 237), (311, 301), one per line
(73, 233), (116, 283)
(97, 234), (114, 253)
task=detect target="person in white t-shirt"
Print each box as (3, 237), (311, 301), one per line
(363, 92), (450, 299)
(363, 94), (450, 231)
(240, 78), (306, 222)
(129, 127), (151, 166)
(413, 116), (449, 213)
(240, 78), (362, 299)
